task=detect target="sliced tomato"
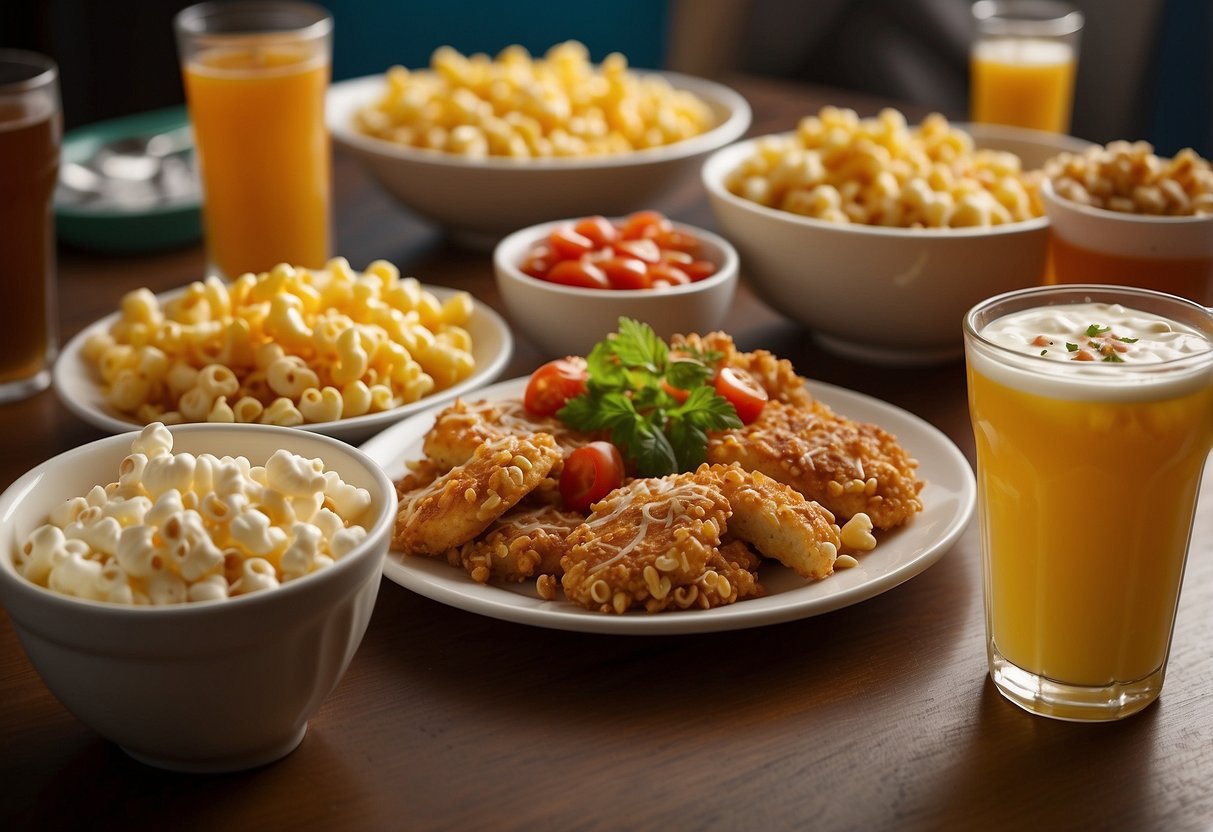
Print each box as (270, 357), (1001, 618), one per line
(682, 259), (718, 282)
(560, 441), (626, 512)
(601, 256), (651, 290)
(547, 258), (610, 290)
(520, 243), (555, 279)
(620, 210), (673, 240)
(613, 237), (662, 264)
(653, 227), (700, 253)
(647, 262), (691, 288)
(573, 215), (619, 248)
(548, 225), (595, 260)
(524, 357), (588, 416)
(714, 367), (768, 424)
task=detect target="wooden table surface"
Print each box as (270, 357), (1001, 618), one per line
(3, 75), (1212, 832)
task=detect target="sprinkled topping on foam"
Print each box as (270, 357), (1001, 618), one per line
(983, 302), (1211, 364)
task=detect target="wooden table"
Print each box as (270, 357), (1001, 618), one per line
(3, 75), (1212, 831)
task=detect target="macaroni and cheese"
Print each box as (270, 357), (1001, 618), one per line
(724, 106), (1045, 229)
(83, 258), (477, 426)
(16, 423), (373, 605)
(354, 40), (715, 159)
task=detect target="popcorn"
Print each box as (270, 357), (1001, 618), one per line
(14, 424), (373, 605)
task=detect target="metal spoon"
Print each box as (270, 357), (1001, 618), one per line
(58, 124), (198, 208)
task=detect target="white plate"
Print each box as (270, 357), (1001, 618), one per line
(53, 283), (513, 445)
(361, 376), (977, 635)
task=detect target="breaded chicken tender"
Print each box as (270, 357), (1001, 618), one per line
(699, 463), (841, 580)
(561, 474), (735, 614)
(423, 397), (591, 471)
(707, 399), (923, 529)
(448, 504), (584, 584)
(395, 433), (562, 556)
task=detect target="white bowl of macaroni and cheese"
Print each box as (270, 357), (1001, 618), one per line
(702, 109), (1092, 364)
(326, 42), (751, 243)
(0, 422), (395, 772)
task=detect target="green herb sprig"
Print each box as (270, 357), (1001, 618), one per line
(556, 318), (742, 476)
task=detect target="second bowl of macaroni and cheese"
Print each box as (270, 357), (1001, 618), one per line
(52, 258), (513, 442)
(0, 422), (396, 772)
(326, 43), (751, 243)
(702, 110), (1091, 363)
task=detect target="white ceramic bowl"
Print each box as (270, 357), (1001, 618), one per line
(703, 123), (1093, 364)
(0, 423), (396, 773)
(1041, 177), (1213, 303)
(328, 71), (751, 243)
(493, 217), (739, 357)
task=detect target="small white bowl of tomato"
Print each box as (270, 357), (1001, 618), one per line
(493, 210), (739, 357)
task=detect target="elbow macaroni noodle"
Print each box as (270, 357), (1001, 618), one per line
(724, 106), (1045, 229)
(84, 258), (478, 425)
(15, 423), (373, 605)
(353, 40), (715, 159)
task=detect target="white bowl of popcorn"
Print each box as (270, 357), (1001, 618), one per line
(326, 42), (751, 244)
(0, 422), (396, 772)
(702, 109), (1092, 364)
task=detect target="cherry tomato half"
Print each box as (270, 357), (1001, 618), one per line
(574, 215), (618, 248)
(524, 357), (588, 417)
(601, 256), (651, 290)
(714, 367), (768, 424)
(620, 210), (673, 240)
(549, 225), (595, 260)
(560, 441), (626, 513)
(547, 258), (610, 290)
(647, 262), (691, 288)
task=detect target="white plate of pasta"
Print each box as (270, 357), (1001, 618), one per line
(53, 279), (514, 444)
(364, 376), (977, 635)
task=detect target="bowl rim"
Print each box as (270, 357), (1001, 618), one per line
(493, 216), (740, 300)
(1040, 176), (1213, 225)
(0, 422), (396, 619)
(701, 122), (1095, 238)
(327, 68), (752, 172)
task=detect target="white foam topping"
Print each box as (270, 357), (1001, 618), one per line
(971, 301), (1213, 402)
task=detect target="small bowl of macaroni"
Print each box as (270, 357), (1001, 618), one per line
(0, 421), (396, 772)
(327, 41), (751, 244)
(702, 108), (1092, 364)
(493, 210), (739, 357)
(1040, 141), (1213, 304)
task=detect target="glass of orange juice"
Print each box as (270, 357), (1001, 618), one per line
(0, 51), (61, 403)
(965, 285), (1213, 720)
(970, 0), (1083, 134)
(175, 1), (332, 279)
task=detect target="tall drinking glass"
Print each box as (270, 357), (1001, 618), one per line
(175, 1), (332, 279)
(970, 0), (1083, 133)
(0, 51), (61, 403)
(965, 285), (1213, 720)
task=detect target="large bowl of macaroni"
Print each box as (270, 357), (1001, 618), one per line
(327, 42), (751, 243)
(0, 422), (396, 772)
(702, 108), (1092, 364)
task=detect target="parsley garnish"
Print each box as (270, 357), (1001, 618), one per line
(1066, 343), (1079, 352)
(1086, 324), (1111, 337)
(1102, 353), (1125, 363)
(556, 318), (743, 476)
(1118, 336), (1139, 343)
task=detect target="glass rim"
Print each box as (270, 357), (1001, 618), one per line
(972, 0), (1084, 38)
(174, 0), (332, 40)
(964, 283), (1213, 374)
(0, 49), (58, 93)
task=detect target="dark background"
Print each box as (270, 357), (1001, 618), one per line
(1, 0), (1209, 157)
